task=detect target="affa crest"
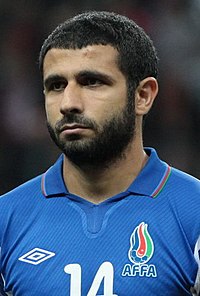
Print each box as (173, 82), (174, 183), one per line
(122, 222), (157, 278)
(128, 222), (154, 264)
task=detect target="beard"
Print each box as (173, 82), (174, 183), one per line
(47, 98), (135, 168)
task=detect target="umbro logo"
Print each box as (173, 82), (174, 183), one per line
(18, 248), (55, 265)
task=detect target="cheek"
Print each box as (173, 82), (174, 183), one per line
(45, 98), (60, 124)
(87, 90), (126, 119)
(45, 100), (52, 122)
(100, 98), (127, 120)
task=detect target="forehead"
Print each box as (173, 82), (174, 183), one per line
(43, 45), (122, 79)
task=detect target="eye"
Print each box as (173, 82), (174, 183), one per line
(87, 78), (102, 86)
(79, 76), (104, 87)
(50, 81), (67, 92)
(44, 80), (67, 94)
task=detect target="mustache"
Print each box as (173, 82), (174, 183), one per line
(55, 113), (97, 132)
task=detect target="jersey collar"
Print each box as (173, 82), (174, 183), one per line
(126, 148), (171, 198)
(41, 155), (67, 197)
(41, 148), (171, 199)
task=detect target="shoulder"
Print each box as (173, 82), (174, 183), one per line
(0, 155), (64, 218)
(165, 167), (200, 241)
(166, 167), (200, 210)
(0, 175), (44, 239)
(0, 174), (43, 208)
(169, 167), (200, 196)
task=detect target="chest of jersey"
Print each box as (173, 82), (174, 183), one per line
(1, 194), (197, 295)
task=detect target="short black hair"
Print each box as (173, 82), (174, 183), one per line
(39, 11), (158, 92)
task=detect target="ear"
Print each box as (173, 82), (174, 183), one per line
(135, 77), (158, 116)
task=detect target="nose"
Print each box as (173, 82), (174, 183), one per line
(60, 82), (84, 114)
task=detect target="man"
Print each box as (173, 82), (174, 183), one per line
(0, 11), (199, 296)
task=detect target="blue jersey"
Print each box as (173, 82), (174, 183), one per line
(0, 148), (200, 295)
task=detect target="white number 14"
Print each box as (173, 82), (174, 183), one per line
(64, 261), (118, 296)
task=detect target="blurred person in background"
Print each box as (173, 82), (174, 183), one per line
(0, 11), (199, 295)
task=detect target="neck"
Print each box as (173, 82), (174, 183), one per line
(63, 139), (148, 204)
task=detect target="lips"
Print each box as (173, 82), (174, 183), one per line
(60, 124), (88, 132)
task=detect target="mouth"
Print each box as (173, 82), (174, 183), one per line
(60, 124), (89, 131)
(59, 124), (90, 136)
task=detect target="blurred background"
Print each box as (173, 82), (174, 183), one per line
(0, 0), (200, 194)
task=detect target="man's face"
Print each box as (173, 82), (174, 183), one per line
(43, 45), (135, 167)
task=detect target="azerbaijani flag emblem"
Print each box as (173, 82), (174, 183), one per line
(128, 222), (154, 264)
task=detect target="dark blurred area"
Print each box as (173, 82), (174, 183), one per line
(0, 0), (200, 194)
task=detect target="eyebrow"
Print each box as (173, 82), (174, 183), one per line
(76, 70), (115, 84)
